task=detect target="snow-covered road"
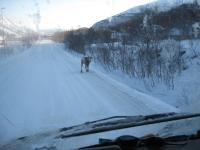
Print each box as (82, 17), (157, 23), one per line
(0, 42), (177, 144)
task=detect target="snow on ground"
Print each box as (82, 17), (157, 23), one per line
(0, 41), (178, 146)
(0, 40), (27, 60)
(87, 39), (200, 143)
(92, 40), (200, 111)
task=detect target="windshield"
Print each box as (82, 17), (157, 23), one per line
(0, 0), (200, 149)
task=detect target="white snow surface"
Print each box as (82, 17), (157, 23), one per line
(0, 41), (178, 147)
(87, 39), (200, 143)
(90, 39), (200, 111)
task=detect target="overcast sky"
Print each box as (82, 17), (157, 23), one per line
(1, 0), (156, 30)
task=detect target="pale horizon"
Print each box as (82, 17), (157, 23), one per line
(1, 0), (156, 31)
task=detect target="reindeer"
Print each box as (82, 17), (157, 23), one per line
(81, 56), (92, 72)
(192, 22), (200, 38)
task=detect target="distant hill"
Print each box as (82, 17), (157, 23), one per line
(92, 0), (199, 30)
(91, 0), (200, 40)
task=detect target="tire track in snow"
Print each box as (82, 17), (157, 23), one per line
(0, 42), (178, 144)
(56, 48), (178, 114)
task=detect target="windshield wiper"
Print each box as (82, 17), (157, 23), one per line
(80, 130), (200, 150)
(56, 112), (200, 139)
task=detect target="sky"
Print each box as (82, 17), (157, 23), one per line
(0, 0), (156, 31)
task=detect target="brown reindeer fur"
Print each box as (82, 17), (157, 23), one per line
(81, 56), (92, 72)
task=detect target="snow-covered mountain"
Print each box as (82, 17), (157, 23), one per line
(92, 0), (199, 29)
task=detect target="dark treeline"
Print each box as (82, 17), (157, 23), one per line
(52, 27), (113, 53)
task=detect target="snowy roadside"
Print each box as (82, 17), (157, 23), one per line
(66, 39), (200, 142)
(64, 49), (179, 114)
(86, 40), (200, 112)
(83, 40), (200, 139)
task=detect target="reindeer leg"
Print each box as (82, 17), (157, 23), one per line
(85, 64), (87, 72)
(81, 62), (83, 73)
(86, 65), (89, 72)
